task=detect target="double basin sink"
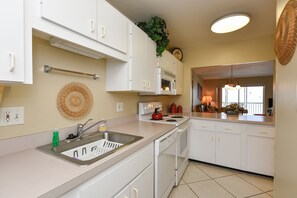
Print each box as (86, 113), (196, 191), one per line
(37, 131), (143, 166)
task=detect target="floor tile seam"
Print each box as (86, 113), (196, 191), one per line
(211, 177), (237, 198)
(244, 191), (273, 198)
(266, 190), (273, 197)
(184, 182), (200, 198)
(236, 173), (273, 192)
(191, 163), (234, 180)
(193, 163), (237, 179)
(184, 178), (213, 185)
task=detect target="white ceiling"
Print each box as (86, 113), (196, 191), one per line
(107, 0), (276, 49)
(107, 0), (276, 79)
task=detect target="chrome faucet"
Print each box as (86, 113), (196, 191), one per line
(76, 119), (107, 138)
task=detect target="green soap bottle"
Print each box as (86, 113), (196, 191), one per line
(52, 130), (60, 147)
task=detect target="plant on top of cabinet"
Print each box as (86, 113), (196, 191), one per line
(137, 16), (170, 56)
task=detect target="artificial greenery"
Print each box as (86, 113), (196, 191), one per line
(137, 16), (170, 56)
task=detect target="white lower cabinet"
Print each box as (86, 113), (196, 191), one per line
(61, 143), (153, 198)
(115, 164), (153, 198)
(189, 119), (242, 169)
(245, 125), (275, 176)
(190, 119), (275, 176)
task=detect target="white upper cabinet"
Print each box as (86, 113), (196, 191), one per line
(0, 0), (32, 84)
(40, 0), (97, 40)
(158, 50), (174, 74)
(35, 0), (129, 61)
(0, 0), (28, 83)
(106, 23), (157, 93)
(97, 0), (129, 54)
(174, 59), (183, 95)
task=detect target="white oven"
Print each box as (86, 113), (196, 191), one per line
(176, 120), (190, 185)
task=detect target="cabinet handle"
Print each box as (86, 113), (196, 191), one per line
(101, 26), (106, 38)
(9, 52), (15, 72)
(217, 137), (221, 142)
(146, 81), (150, 88)
(142, 80), (146, 88)
(133, 188), (139, 198)
(201, 126), (207, 128)
(90, 19), (95, 33)
(259, 131), (268, 135)
(225, 128), (232, 131)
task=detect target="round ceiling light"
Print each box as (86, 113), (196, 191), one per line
(211, 14), (250, 34)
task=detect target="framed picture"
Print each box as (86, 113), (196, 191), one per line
(198, 83), (202, 100)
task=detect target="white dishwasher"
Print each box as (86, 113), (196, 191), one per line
(154, 128), (177, 198)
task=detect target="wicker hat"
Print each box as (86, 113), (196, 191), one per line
(57, 82), (93, 120)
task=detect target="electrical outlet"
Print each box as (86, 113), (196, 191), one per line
(116, 102), (124, 112)
(0, 107), (24, 126)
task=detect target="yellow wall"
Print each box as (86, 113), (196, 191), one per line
(274, 0), (297, 196)
(175, 35), (276, 110)
(0, 37), (169, 140)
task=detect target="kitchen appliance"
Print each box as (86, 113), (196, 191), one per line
(157, 68), (176, 95)
(152, 108), (163, 120)
(138, 102), (190, 192)
(176, 120), (190, 185)
(154, 128), (177, 198)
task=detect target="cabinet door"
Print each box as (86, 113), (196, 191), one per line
(40, 0), (97, 39)
(175, 60), (183, 95)
(189, 129), (215, 163)
(130, 24), (146, 91)
(114, 185), (129, 198)
(144, 37), (157, 93)
(0, 0), (24, 82)
(216, 132), (241, 169)
(246, 135), (274, 176)
(130, 164), (153, 198)
(98, 0), (129, 54)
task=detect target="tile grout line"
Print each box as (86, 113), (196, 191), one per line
(236, 172), (274, 193)
(190, 163), (237, 198)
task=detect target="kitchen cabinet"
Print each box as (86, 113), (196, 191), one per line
(115, 164), (153, 198)
(40, 0), (97, 40)
(190, 119), (242, 169)
(174, 59), (183, 95)
(244, 125), (275, 176)
(33, 0), (128, 61)
(97, 0), (129, 54)
(0, 0), (32, 83)
(61, 144), (153, 198)
(106, 23), (157, 93)
(158, 50), (183, 95)
(158, 50), (175, 74)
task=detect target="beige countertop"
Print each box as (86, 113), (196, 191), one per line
(0, 121), (175, 198)
(191, 112), (275, 126)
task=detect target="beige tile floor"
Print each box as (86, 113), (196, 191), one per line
(169, 160), (274, 198)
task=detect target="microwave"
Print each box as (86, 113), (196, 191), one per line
(157, 68), (176, 95)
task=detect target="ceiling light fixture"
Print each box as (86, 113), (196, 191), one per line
(211, 14), (250, 34)
(224, 65), (241, 90)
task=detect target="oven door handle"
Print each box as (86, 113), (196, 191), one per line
(177, 122), (191, 133)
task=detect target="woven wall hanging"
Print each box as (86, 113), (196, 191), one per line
(57, 82), (93, 120)
(275, 0), (297, 65)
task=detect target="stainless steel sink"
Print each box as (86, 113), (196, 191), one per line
(36, 131), (143, 166)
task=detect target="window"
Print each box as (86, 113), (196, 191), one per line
(222, 86), (264, 114)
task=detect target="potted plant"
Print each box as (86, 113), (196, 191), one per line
(137, 16), (170, 56)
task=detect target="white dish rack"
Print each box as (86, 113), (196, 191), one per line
(62, 139), (123, 161)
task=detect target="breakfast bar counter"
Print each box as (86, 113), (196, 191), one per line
(191, 112), (275, 126)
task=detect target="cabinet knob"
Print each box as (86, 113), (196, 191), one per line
(100, 26), (106, 38)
